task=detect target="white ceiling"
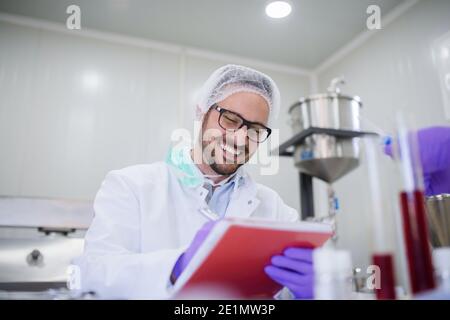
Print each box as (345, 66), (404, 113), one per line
(0, 0), (406, 69)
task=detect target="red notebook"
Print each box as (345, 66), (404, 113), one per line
(171, 218), (332, 299)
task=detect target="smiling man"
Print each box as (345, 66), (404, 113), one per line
(75, 65), (314, 299)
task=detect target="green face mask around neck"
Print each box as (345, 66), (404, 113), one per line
(165, 146), (204, 188)
(165, 146), (234, 188)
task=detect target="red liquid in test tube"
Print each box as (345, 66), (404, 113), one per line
(399, 189), (435, 294)
(372, 253), (397, 299)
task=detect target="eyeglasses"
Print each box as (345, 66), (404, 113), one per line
(212, 104), (272, 143)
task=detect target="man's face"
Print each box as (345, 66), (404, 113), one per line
(200, 91), (270, 176)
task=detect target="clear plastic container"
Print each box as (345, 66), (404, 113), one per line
(434, 247), (450, 292)
(313, 248), (353, 299)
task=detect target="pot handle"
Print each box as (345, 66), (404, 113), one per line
(327, 76), (345, 94)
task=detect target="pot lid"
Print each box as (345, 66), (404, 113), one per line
(289, 93), (362, 113)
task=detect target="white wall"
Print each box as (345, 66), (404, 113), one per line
(0, 17), (310, 214)
(316, 0), (450, 271)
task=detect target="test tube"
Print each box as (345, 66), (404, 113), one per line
(394, 115), (435, 295)
(364, 136), (397, 299)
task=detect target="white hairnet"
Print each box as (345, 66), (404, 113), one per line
(196, 64), (280, 126)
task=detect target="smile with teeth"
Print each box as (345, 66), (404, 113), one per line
(220, 143), (242, 156)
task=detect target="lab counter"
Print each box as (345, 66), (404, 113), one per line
(0, 196), (93, 294)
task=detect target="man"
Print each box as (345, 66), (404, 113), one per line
(75, 64), (314, 299)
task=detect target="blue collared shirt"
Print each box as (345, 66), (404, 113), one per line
(203, 174), (244, 218)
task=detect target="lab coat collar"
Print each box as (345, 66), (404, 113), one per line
(225, 172), (260, 219)
(173, 146), (260, 217)
(195, 172), (259, 219)
(193, 166), (248, 201)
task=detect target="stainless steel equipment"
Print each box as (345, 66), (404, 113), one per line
(274, 78), (376, 239)
(426, 194), (450, 247)
(288, 77), (362, 183)
(0, 196), (93, 292)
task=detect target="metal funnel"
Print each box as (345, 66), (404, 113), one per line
(426, 194), (450, 248)
(294, 157), (360, 183)
(292, 134), (360, 183)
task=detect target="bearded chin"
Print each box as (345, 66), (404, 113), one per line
(210, 162), (242, 176)
(200, 140), (241, 176)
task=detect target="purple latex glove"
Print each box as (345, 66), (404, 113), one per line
(171, 220), (216, 283)
(264, 247), (314, 299)
(384, 126), (450, 196)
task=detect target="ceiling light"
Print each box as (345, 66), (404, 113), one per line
(265, 1), (292, 19)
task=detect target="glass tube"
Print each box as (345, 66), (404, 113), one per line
(364, 136), (397, 299)
(394, 115), (435, 295)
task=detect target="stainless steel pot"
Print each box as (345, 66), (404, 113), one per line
(426, 194), (450, 247)
(288, 79), (362, 183)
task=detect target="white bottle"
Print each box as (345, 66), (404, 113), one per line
(313, 248), (354, 300)
(434, 247), (450, 292)
(415, 247), (450, 299)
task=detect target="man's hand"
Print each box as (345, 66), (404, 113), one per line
(264, 247), (314, 299)
(384, 126), (450, 196)
(171, 220), (216, 283)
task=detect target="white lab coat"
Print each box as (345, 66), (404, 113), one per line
(75, 161), (299, 299)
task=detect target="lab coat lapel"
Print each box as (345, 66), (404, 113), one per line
(226, 176), (260, 219)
